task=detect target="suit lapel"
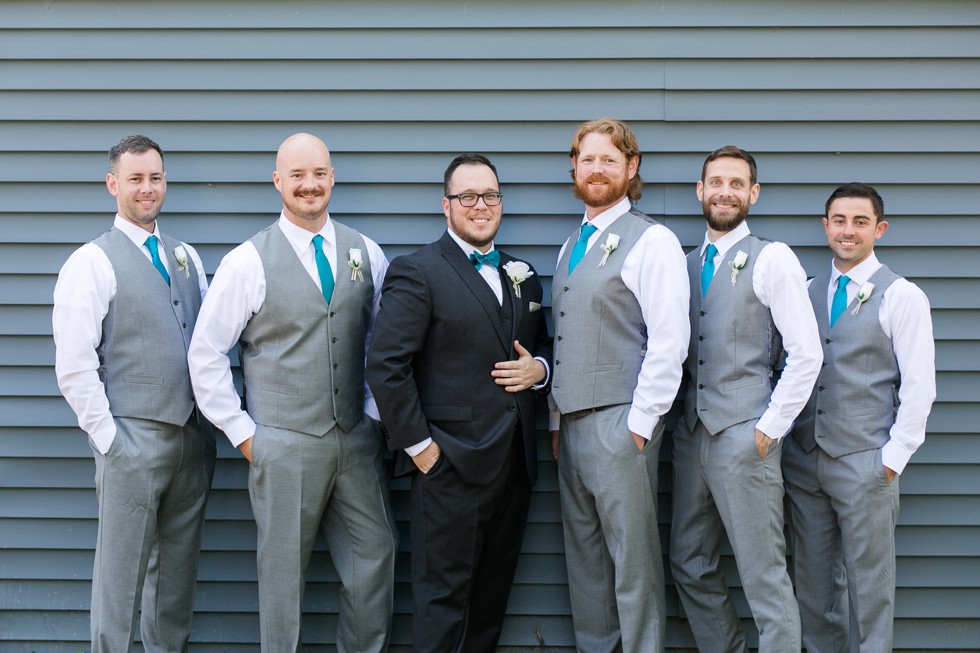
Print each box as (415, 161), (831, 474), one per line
(438, 234), (510, 353)
(498, 253), (522, 348)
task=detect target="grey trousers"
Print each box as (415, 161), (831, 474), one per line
(90, 414), (216, 653)
(670, 418), (800, 653)
(783, 435), (900, 653)
(248, 415), (398, 653)
(557, 404), (666, 653)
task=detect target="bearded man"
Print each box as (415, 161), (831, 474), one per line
(549, 118), (689, 653)
(669, 145), (822, 653)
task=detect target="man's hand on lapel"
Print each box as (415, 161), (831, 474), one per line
(492, 340), (546, 393)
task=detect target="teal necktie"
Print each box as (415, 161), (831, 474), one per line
(469, 250), (500, 270)
(312, 235), (335, 304)
(568, 223), (598, 274)
(830, 274), (850, 327)
(701, 243), (718, 297)
(144, 235), (170, 286)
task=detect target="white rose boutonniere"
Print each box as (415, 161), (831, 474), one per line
(348, 248), (364, 282)
(729, 250), (748, 286)
(598, 233), (621, 267)
(502, 260), (534, 299)
(173, 245), (191, 280)
(850, 282), (875, 315)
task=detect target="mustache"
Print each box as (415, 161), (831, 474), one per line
(293, 189), (325, 197)
(583, 174), (611, 184)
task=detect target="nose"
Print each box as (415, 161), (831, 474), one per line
(473, 195), (489, 207)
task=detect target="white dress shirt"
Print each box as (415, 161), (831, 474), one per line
(187, 214), (388, 447)
(550, 197), (691, 439)
(53, 215), (208, 454)
(821, 252), (936, 473)
(404, 229), (551, 457)
(699, 220), (823, 440)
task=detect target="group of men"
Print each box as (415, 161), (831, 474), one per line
(53, 119), (935, 653)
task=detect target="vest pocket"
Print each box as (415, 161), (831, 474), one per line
(123, 374), (164, 385)
(260, 380), (300, 395)
(583, 361), (624, 373)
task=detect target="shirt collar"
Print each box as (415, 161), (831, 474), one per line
(278, 211), (335, 250)
(831, 251), (881, 286)
(113, 214), (161, 248)
(701, 220), (751, 257)
(447, 227), (495, 259)
(581, 197), (632, 233)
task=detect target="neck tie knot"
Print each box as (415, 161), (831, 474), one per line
(312, 234), (335, 304)
(469, 249), (500, 270)
(568, 223), (599, 274)
(144, 235), (170, 286)
(830, 274), (851, 327)
(700, 243), (718, 297)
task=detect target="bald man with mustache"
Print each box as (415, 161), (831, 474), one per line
(189, 133), (398, 651)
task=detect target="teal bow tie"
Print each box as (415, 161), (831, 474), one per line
(469, 250), (500, 270)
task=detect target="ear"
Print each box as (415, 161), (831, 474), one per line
(748, 183), (761, 205)
(106, 173), (119, 197)
(442, 196), (451, 220)
(874, 220), (889, 240)
(696, 180), (704, 202)
(272, 170), (282, 193)
(627, 155), (639, 180)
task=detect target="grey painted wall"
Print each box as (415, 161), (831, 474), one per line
(1, 1), (978, 650)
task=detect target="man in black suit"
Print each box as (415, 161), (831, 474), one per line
(367, 153), (551, 652)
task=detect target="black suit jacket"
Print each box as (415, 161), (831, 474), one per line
(367, 231), (552, 486)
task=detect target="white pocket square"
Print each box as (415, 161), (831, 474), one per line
(529, 302), (541, 312)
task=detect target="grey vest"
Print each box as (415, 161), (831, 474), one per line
(93, 227), (201, 425)
(240, 222), (373, 436)
(551, 209), (656, 413)
(791, 265), (901, 457)
(684, 234), (782, 435)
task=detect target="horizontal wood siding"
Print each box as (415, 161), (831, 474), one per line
(0, 1), (977, 650)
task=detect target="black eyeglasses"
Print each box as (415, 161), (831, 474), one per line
(446, 192), (503, 207)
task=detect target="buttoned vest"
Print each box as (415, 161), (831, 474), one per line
(240, 222), (372, 436)
(93, 227), (201, 425)
(791, 265), (901, 457)
(684, 234), (782, 434)
(551, 209), (656, 414)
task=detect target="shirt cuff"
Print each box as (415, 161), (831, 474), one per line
(405, 437), (433, 458)
(755, 410), (790, 440)
(224, 412), (258, 448)
(89, 421), (117, 455)
(531, 356), (550, 390)
(627, 406), (658, 440)
(881, 438), (914, 475)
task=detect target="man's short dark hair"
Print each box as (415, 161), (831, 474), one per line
(825, 182), (885, 223)
(701, 145), (758, 187)
(109, 135), (164, 174)
(444, 153), (499, 196)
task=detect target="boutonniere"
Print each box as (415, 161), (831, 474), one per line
(598, 233), (620, 267)
(729, 250), (748, 286)
(348, 248), (364, 282)
(502, 260), (534, 299)
(173, 245), (191, 279)
(850, 282), (875, 315)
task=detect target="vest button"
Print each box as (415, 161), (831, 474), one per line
(330, 312), (335, 317)
(816, 409), (823, 415)
(334, 388), (340, 395)
(333, 363), (339, 369)
(508, 405), (516, 412)
(501, 315), (509, 322)
(825, 338), (832, 344)
(699, 310), (706, 316)
(173, 299), (179, 305)
(555, 360), (561, 365)
(698, 335), (704, 341)
(559, 311), (565, 317)
(698, 360), (704, 365)
(818, 386), (825, 391)
(698, 384), (704, 389)
(182, 323), (187, 328)
(332, 337), (338, 343)
(564, 286), (570, 292)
